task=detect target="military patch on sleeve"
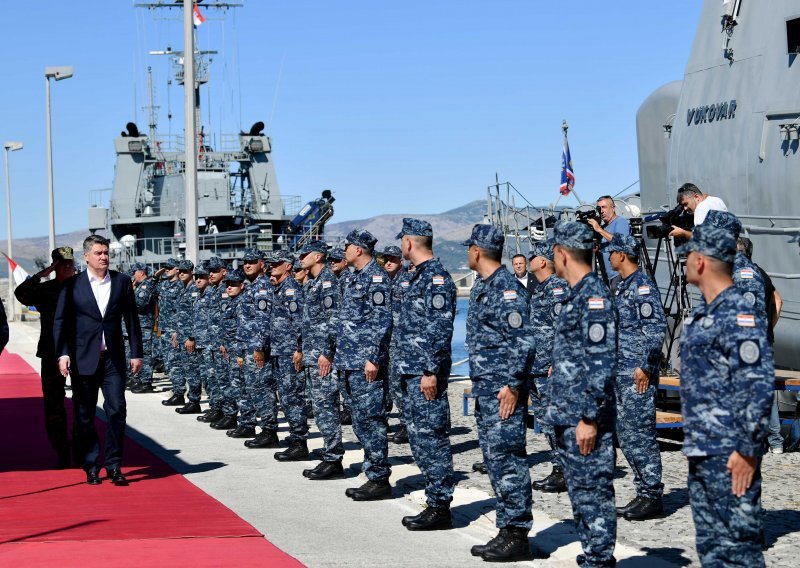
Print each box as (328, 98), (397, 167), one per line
(372, 275), (383, 283)
(322, 280), (332, 289)
(553, 287), (564, 296)
(738, 269), (754, 280)
(736, 314), (755, 327)
(507, 311), (523, 329)
(257, 299), (268, 311)
(432, 293), (446, 309)
(432, 275), (445, 285)
(503, 290), (518, 300)
(323, 295), (334, 308)
(640, 303), (653, 318)
(372, 291), (385, 305)
(637, 285), (651, 296)
(286, 288), (295, 297)
(588, 322), (606, 343)
(738, 340), (760, 364)
(289, 301), (298, 313)
(743, 291), (756, 306)
(588, 297), (605, 310)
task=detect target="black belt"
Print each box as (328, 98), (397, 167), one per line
(529, 373), (548, 379)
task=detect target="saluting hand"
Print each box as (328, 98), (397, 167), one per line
(727, 451), (756, 497)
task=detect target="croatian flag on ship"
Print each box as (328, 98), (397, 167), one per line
(193, 3), (206, 27)
(559, 137), (575, 196)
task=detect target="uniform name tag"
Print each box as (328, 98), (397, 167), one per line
(372, 275), (383, 283)
(737, 314), (755, 327)
(638, 286), (651, 296)
(739, 269), (754, 279)
(588, 297), (604, 310)
(222, 293), (229, 299)
(257, 289), (267, 296)
(553, 287), (564, 296)
(322, 281), (332, 289)
(503, 290), (518, 300)
(285, 289), (295, 296)
(400, 281), (410, 288)
(432, 275), (445, 285)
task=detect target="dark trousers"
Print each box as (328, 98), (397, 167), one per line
(40, 358), (74, 457)
(73, 356), (127, 472)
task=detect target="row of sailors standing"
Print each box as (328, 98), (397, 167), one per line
(122, 210), (773, 566)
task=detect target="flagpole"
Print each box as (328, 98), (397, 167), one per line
(562, 120), (585, 206)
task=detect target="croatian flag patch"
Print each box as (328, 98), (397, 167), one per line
(739, 269), (754, 279)
(736, 314), (755, 327)
(588, 298), (605, 310)
(638, 286), (651, 296)
(503, 290), (518, 300)
(372, 275), (383, 283)
(432, 275), (445, 285)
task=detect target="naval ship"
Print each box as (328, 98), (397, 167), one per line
(88, 1), (334, 269)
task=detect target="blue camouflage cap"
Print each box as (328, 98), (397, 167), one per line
(345, 229), (378, 252)
(132, 262), (150, 275)
(553, 220), (595, 250)
(293, 259), (305, 271)
(606, 234), (640, 260)
(702, 210), (742, 238)
(299, 240), (328, 257)
(177, 259), (194, 271)
(328, 247), (345, 261)
(461, 224), (504, 252)
(223, 268), (245, 283)
(528, 240), (554, 261)
(396, 217), (433, 239)
(676, 223), (736, 264)
(241, 247), (262, 262)
(207, 256), (225, 270)
(164, 257), (179, 269)
(193, 264), (210, 277)
(382, 245), (402, 258)
(270, 250), (294, 264)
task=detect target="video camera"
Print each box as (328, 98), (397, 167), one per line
(576, 208), (600, 225)
(644, 204), (694, 245)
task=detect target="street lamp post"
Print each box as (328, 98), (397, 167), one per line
(4, 141), (23, 322)
(45, 66), (73, 253)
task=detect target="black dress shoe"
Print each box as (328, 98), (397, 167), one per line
(107, 469), (129, 486)
(274, 440), (309, 461)
(480, 526), (531, 562)
(175, 401), (202, 414)
(348, 479), (392, 501)
(472, 461), (488, 474)
(198, 409), (223, 423)
(403, 507), (453, 531)
(623, 497), (664, 521)
(532, 467), (567, 493)
(244, 430), (279, 448)
(162, 394), (185, 406)
(227, 426), (257, 438)
(131, 384), (155, 394)
(616, 496), (643, 517)
(391, 426), (409, 444)
(86, 470), (102, 485)
(340, 410), (353, 425)
(210, 415), (238, 430)
(304, 460), (345, 480)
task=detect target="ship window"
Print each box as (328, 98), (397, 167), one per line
(788, 18), (800, 54)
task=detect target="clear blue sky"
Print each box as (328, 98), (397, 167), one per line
(0, 1), (703, 240)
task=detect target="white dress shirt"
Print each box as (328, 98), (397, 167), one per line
(88, 270), (111, 351)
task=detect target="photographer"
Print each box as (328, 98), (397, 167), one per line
(669, 183), (727, 239)
(587, 195), (630, 288)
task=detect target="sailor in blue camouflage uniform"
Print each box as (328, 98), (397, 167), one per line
(157, 258), (181, 401)
(209, 268), (246, 432)
(328, 246), (354, 425)
(392, 218), (457, 531)
(677, 223), (774, 568)
(337, 229), (394, 501)
(268, 250), (311, 461)
(297, 240), (346, 480)
(170, 260), (201, 413)
(606, 234), (667, 521)
(128, 262), (158, 394)
(463, 224), (534, 562)
(527, 240), (570, 494)
(550, 220), (618, 567)
(234, 248), (279, 446)
(383, 244), (411, 443)
(198, 257), (228, 424)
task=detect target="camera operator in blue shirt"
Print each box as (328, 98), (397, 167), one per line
(587, 195), (631, 289)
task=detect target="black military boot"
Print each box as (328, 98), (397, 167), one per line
(161, 393), (185, 406)
(131, 384), (154, 394)
(274, 440), (310, 461)
(623, 497), (664, 521)
(471, 528), (508, 557)
(198, 409), (223, 423)
(616, 496), (643, 517)
(175, 401), (202, 414)
(210, 415), (238, 430)
(532, 466), (567, 493)
(303, 460), (345, 480)
(402, 507), (453, 531)
(347, 479), (392, 501)
(472, 461), (488, 474)
(244, 429), (279, 448)
(340, 409), (353, 425)
(480, 526), (531, 562)
(227, 426), (256, 438)
(391, 426), (409, 444)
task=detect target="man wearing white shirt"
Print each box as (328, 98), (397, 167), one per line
(670, 183), (728, 239)
(54, 235), (142, 486)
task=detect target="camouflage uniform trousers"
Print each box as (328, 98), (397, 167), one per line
(125, 329), (153, 387)
(386, 352), (406, 427)
(340, 368), (391, 481)
(555, 424), (616, 567)
(170, 344), (200, 401)
(210, 347), (229, 413)
(194, 347), (216, 407)
(339, 377), (353, 414)
(528, 374), (561, 469)
(474, 393), (533, 530)
(271, 356), (309, 442)
(308, 366), (344, 462)
(688, 454), (764, 568)
(222, 354), (243, 418)
(157, 333), (173, 371)
(236, 357), (278, 431)
(615, 371), (663, 499)
(402, 375), (454, 507)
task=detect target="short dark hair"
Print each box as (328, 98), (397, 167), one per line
(737, 237), (753, 259)
(512, 253), (527, 262)
(677, 183), (702, 202)
(561, 245), (593, 266)
(83, 234), (110, 254)
(705, 255), (733, 277)
(478, 246), (502, 263)
(409, 235), (433, 251)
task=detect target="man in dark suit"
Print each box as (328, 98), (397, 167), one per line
(54, 235), (143, 486)
(511, 254), (536, 296)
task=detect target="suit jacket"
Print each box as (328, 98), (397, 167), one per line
(54, 270), (143, 377)
(515, 273), (536, 297)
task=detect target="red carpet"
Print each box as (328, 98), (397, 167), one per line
(0, 350), (302, 566)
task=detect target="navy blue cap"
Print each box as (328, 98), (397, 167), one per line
(528, 240), (554, 261)
(553, 221), (595, 250)
(293, 259), (305, 271)
(676, 223), (736, 264)
(606, 234), (640, 260)
(207, 256), (225, 270)
(241, 248), (262, 262)
(224, 268), (245, 283)
(131, 262), (150, 275)
(461, 224), (504, 252)
(327, 247), (345, 261)
(177, 259), (194, 271)
(703, 210), (742, 238)
(270, 250), (294, 264)
(164, 257), (179, 269)
(345, 229), (378, 252)
(299, 240), (328, 257)
(396, 217), (433, 239)
(382, 245), (402, 258)
(193, 264), (210, 277)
